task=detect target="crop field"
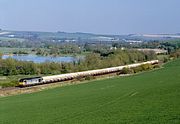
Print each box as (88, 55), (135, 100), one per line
(1, 59), (180, 124)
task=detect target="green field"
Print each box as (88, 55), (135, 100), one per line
(1, 59), (180, 124)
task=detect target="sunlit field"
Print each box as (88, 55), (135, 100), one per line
(1, 59), (180, 124)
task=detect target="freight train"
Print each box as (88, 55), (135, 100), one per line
(18, 60), (159, 87)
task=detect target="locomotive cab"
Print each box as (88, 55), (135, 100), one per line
(19, 77), (43, 87)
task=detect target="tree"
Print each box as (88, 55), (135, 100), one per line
(0, 52), (2, 59)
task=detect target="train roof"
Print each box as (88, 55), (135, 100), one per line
(19, 77), (42, 81)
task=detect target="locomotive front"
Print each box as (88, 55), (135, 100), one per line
(18, 77), (43, 87)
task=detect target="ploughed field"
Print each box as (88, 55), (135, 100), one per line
(1, 59), (180, 124)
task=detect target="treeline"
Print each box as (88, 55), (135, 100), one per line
(170, 49), (180, 58)
(0, 49), (157, 76)
(160, 40), (180, 54)
(36, 44), (81, 56)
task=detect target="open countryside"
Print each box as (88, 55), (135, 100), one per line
(1, 0), (180, 123)
(1, 59), (180, 124)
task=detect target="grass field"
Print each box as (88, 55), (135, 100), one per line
(1, 59), (180, 124)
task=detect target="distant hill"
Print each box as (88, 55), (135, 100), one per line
(0, 30), (117, 40)
(0, 30), (180, 42)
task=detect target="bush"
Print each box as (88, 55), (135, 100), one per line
(75, 76), (85, 81)
(170, 49), (180, 58)
(163, 57), (169, 63)
(140, 64), (153, 71)
(153, 64), (160, 69)
(118, 67), (134, 75)
(85, 76), (95, 80)
(1, 80), (18, 88)
(132, 66), (143, 73)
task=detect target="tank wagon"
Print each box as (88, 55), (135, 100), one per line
(18, 60), (159, 87)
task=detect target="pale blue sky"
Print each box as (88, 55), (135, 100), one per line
(0, 0), (180, 34)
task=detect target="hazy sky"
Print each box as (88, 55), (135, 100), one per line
(0, 0), (180, 34)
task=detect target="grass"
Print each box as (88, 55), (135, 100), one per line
(0, 76), (18, 88)
(0, 59), (180, 124)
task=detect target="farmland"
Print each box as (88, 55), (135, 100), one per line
(0, 59), (180, 124)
